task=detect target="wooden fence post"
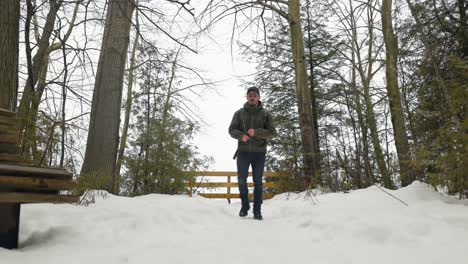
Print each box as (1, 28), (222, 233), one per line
(227, 175), (231, 204)
(184, 171), (282, 200)
(189, 179), (193, 197)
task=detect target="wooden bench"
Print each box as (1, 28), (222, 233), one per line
(185, 171), (284, 202)
(0, 108), (78, 249)
(0, 163), (78, 203)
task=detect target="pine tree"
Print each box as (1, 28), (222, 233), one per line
(121, 44), (211, 195)
(241, 6), (341, 191)
(399, 0), (467, 196)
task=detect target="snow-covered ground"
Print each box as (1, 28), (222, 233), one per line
(1, 181), (467, 264)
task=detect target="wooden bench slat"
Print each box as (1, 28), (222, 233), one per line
(0, 143), (20, 154)
(0, 125), (18, 132)
(0, 192), (79, 203)
(0, 163), (73, 179)
(0, 176), (76, 191)
(0, 108), (17, 117)
(0, 118), (17, 125)
(198, 193), (275, 199)
(0, 132), (18, 140)
(0, 135), (19, 144)
(0, 118), (18, 126)
(0, 153), (21, 163)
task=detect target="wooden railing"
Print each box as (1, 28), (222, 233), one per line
(185, 171), (283, 200)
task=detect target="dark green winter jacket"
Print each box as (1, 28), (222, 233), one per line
(229, 101), (276, 153)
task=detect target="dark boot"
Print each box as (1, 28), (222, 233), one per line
(253, 203), (262, 220)
(239, 203), (250, 217)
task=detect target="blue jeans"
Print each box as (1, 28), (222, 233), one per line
(236, 152), (266, 210)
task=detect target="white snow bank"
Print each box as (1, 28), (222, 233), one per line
(1, 181), (467, 264)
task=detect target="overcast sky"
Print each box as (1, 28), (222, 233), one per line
(186, 18), (260, 171)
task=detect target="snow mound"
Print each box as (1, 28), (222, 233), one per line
(1, 182), (467, 264)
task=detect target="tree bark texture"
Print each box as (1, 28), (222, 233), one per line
(359, 1), (391, 188)
(288, 0), (321, 186)
(0, 0), (21, 249)
(115, 9), (139, 194)
(0, 0), (20, 111)
(350, 30), (369, 187)
(305, 0), (321, 178)
(81, 0), (136, 192)
(17, 0), (62, 149)
(381, 0), (413, 186)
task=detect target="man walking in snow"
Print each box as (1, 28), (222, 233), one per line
(229, 86), (276, 220)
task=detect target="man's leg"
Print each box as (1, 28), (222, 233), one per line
(252, 152), (266, 218)
(236, 152), (250, 215)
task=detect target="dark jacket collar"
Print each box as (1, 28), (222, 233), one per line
(243, 101), (262, 113)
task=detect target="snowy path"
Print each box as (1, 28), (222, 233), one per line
(1, 182), (467, 264)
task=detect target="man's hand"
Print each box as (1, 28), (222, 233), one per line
(241, 134), (250, 142)
(247, 129), (255, 137)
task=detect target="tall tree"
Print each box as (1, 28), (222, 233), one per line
(347, 0), (373, 187)
(305, 0), (321, 177)
(17, 0), (64, 161)
(356, 0), (391, 188)
(240, 3), (341, 190)
(115, 5), (140, 194)
(15, 0), (81, 163)
(399, 0), (467, 195)
(381, 0), (413, 186)
(202, 0), (322, 185)
(122, 44), (211, 196)
(0, 0), (20, 111)
(80, 0), (136, 192)
(0, 0), (21, 249)
(288, 0), (321, 185)
(326, 0), (391, 188)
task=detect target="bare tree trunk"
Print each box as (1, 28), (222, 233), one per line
(288, 0), (321, 186)
(80, 0), (136, 192)
(0, 0), (20, 111)
(18, 0), (63, 157)
(20, 0), (78, 163)
(359, 0), (391, 188)
(399, 64), (418, 144)
(305, 0), (321, 177)
(350, 42), (366, 188)
(458, 0), (467, 58)
(59, 36), (68, 167)
(132, 141), (145, 194)
(364, 85), (392, 188)
(381, 0), (413, 186)
(348, 0), (372, 187)
(30, 58), (49, 164)
(152, 49), (181, 192)
(114, 8), (139, 194)
(143, 62), (151, 191)
(323, 133), (333, 190)
(343, 75), (363, 188)
(0, 0), (21, 250)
